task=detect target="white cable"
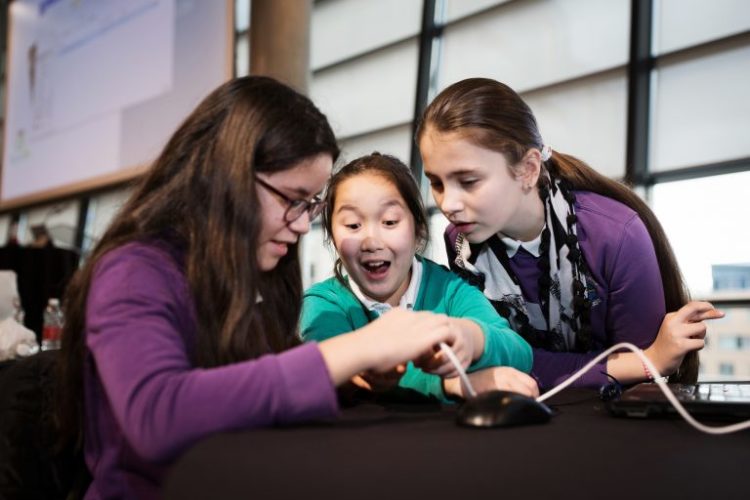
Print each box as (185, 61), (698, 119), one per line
(536, 342), (750, 435)
(439, 342), (477, 398)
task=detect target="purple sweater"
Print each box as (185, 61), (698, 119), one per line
(446, 191), (665, 389)
(82, 241), (338, 500)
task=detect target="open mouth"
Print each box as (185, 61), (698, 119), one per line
(269, 240), (290, 257)
(361, 260), (391, 279)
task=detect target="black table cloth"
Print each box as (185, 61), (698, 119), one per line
(164, 390), (750, 499)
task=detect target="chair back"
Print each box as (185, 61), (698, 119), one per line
(0, 351), (88, 500)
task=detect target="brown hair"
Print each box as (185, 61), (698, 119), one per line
(417, 78), (695, 382)
(57, 76), (339, 449)
(322, 152), (429, 284)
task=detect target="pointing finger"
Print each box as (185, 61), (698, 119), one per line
(693, 309), (724, 322)
(674, 301), (718, 322)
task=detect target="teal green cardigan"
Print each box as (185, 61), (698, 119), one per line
(300, 257), (532, 401)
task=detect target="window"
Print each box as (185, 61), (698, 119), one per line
(234, 0), (250, 76)
(719, 363), (735, 376)
(698, 304), (750, 379)
(263, 0), (750, 340)
(645, 1), (750, 310)
(651, 171), (750, 296)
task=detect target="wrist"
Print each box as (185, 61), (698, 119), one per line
(472, 328), (486, 361)
(442, 377), (462, 398)
(454, 318), (485, 361)
(352, 326), (382, 371)
(318, 332), (371, 386)
(642, 347), (669, 381)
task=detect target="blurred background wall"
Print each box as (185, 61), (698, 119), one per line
(1, 0), (748, 379)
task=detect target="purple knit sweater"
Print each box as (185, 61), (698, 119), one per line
(82, 240), (338, 500)
(446, 191), (665, 389)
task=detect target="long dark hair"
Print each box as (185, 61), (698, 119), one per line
(57, 76), (339, 449)
(417, 77), (695, 382)
(322, 152), (429, 284)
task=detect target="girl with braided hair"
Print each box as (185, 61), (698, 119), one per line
(417, 77), (723, 390)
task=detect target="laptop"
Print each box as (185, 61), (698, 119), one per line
(608, 382), (750, 420)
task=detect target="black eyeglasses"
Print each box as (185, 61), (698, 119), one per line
(254, 175), (326, 223)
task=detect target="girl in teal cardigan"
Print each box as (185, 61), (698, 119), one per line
(301, 153), (536, 401)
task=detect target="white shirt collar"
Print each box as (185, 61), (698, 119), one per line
(499, 228), (543, 258)
(348, 257), (422, 316)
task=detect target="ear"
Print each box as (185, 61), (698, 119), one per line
(516, 149), (542, 188)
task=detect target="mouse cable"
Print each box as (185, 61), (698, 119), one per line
(439, 342), (477, 398)
(535, 342), (750, 435)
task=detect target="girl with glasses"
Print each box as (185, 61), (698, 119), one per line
(56, 77), (461, 500)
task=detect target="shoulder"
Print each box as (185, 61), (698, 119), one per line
(574, 191), (639, 228)
(419, 257), (452, 277)
(86, 240), (194, 342)
(418, 257), (456, 285)
(418, 256), (475, 298)
(573, 190), (650, 247)
(301, 277), (362, 339)
(91, 240), (188, 301)
(96, 239), (183, 274)
(304, 276), (354, 304)
(573, 191), (655, 277)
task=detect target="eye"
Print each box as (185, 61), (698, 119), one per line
(344, 223), (360, 230)
(459, 178), (479, 188)
(429, 180), (443, 192)
(383, 219), (399, 227)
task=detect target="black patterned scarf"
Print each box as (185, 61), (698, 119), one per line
(449, 174), (596, 353)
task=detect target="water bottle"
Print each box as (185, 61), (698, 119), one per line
(41, 298), (64, 351)
(12, 295), (25, 324)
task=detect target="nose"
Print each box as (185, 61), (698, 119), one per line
(438, 186), (464, 218)
(360, 225), (384, 252)
(287, 211), (312, 235)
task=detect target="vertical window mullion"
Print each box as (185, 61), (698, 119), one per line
(410, 0), (437, 180)
(626, 0), (654, 188)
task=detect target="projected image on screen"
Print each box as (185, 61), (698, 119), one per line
(2, 0), (230, 205)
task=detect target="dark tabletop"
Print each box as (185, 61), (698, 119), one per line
(164, 389), (750, 500)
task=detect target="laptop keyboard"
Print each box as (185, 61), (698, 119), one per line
(692, 383), (750, 403)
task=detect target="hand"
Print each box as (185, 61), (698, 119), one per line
(351, 365), (406, 392)
(357, 309), (457, 373)
(318, 309), (457, 386)
(413, 318), (483, 378)
(443, 367), (539, 399)
(645, 301), (724, 376)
